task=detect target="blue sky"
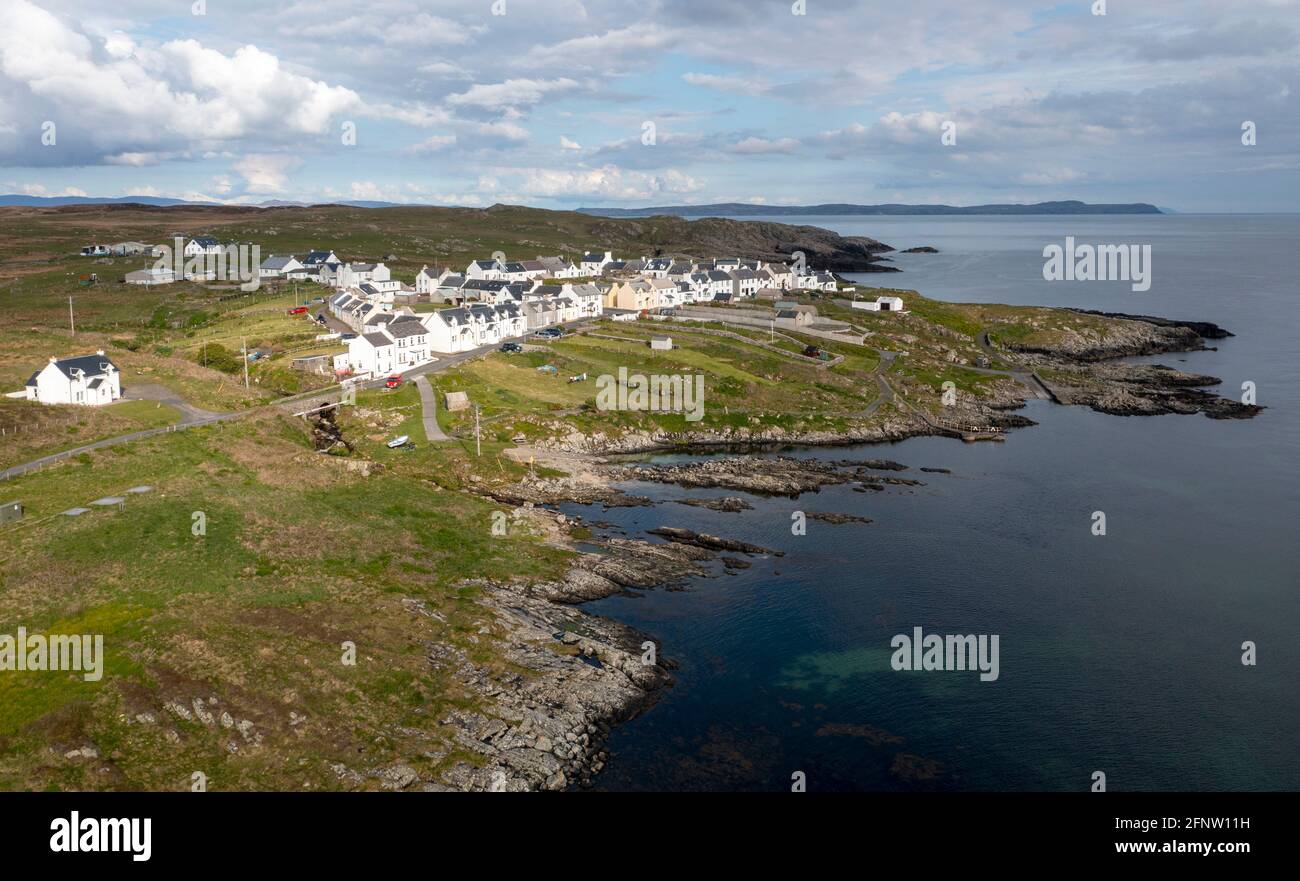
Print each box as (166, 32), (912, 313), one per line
(1, 0), (1297, 211)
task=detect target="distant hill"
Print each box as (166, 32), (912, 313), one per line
(0, 194), (404, 209)
(578, 200), (1164, 218)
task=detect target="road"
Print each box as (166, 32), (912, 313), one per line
(1, 319), (594, 482)
(412, 375), (449, 442)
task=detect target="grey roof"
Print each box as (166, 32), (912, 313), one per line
(303, 250), (335, 264)
(386, 319), (425, 339)
(48, 353), (118, 380)
(707, 270), (731, 281)
(362, 332), (392, 347)
(191, 235), (219, 247)
(438, 274), (466, 287)
(261, 255), (298, 270)
(25, 370), (39, 387)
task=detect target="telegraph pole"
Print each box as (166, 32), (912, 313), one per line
(475, 405), (482, 457)
(242, 337), (250, 389)
(69, 296), (75, 337)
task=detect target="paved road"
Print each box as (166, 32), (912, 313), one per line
(412, 376), (449, 442)
(977, 330), (1058, 401)
(860, 349), (898, 417)
(2, 319), (596, 482)
(124, 382), (222, 424)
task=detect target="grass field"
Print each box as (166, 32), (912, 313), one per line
(0, 388), (572, 790)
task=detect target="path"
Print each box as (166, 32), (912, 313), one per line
(124, 382), (223, 424)
(413, 376), (448, 442)
(2, 318), (595, 482)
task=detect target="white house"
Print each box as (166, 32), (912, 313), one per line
(580, 251), (613, 275)
(851, 295), (905, 312)
(124, 267), (175, 286)
(25, 351), (122, 406)
(302, 250), (340, 266)
(536, 256), (581, 279)
(259, 255), (304, 279)
(421, 305), (504, 353)
(415, 265), (453, 294)
(346, 331), (397, 378)
(183, 236), (223, 257)
(466, 259), (503, 280)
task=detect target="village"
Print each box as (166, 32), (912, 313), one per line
(22, 236), (907, 405)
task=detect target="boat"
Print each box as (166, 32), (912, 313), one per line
(386, 435), (410, 448)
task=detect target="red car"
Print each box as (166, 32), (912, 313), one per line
(287, 306), (309, 315)
(385, 374), (403, 389)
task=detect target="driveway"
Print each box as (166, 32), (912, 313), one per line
(124, 382), (223, 424)
(412, 375), (449, 442)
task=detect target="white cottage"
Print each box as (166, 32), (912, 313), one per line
(26, 351), (123, 406)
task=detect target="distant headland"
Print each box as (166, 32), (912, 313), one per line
(578, 200), (1164, 218)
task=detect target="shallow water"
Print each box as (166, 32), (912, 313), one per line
(571, 215), (1299, 792)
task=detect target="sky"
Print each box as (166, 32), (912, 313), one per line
(0, 0), (1297, 212)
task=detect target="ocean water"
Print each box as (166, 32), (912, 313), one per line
(569, 215), (1300, 792)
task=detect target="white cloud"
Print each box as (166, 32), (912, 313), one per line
(729, 136), (799, 155)
(233, 154), (302, 193)
(447, 78), (580, 109)
(683, 73), (769, 97)
(560, 136), (582, 150)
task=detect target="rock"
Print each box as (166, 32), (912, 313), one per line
(647, 527), (784, 556)
(670, 496), (754, 512)
(805, 512), (873, 524)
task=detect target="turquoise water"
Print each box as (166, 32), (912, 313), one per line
(571, 215), (1300, 792)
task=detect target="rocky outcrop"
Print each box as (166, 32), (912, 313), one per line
(670, 496), (754, 512)
(1067, 309), (1234, 340)
(431, 584), (671, 792)
(646, 527), (784, 556)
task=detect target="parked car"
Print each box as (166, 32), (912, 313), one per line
(287, 306), (309, 315)
(315, 314), (328, 325)
(385, 374), (403, 389)
(499, 342), (523, 354)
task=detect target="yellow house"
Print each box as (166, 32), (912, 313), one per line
(603, 281), (659, 311)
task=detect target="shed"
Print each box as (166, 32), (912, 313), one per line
(444, 391), (470, 412)
(0, 500), (22, 525)
(650, 335), (673, 350)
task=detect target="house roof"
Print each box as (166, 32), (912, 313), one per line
(362, 332), (392, 348)
(303, 250), (335, 264)
(386, 319), (425, 339)
(191, 235), (219, 247)
(261, 255), (298, 270)
(47, 353), (118, 380)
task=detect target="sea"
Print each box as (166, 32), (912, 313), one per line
(563, 214), (1300, 792)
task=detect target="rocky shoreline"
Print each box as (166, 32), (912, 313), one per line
(427, 311), (1260, 790)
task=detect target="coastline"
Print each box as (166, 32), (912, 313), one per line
(442, 311), (1262, 790)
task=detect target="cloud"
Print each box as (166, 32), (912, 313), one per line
(233, 154), (302, 193)
(683, 72), (770, 97)
(447, 78), (580, 109)
(560, 136), (582, 150)
(0, 0), (360, 166)
(729, 136), (799, 155)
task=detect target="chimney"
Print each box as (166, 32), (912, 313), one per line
(96, 349), (105, 356)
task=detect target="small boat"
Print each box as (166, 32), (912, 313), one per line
(386, 435), (410, 449)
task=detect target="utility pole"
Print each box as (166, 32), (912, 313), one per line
(242, 336), (250, 389)
(475, 405), (482, 457)
(68, 296), (75, 337)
